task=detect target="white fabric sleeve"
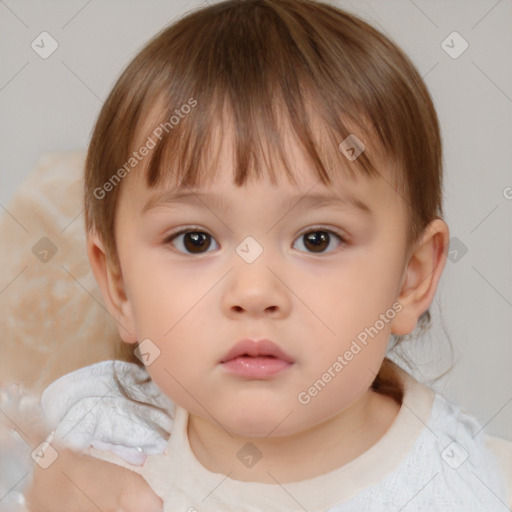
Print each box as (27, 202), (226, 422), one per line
(40, 360), (175, 465)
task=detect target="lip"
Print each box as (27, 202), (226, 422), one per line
(219, 338), (294, 378)
(220, 339), (295, 364)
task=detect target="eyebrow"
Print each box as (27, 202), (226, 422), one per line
(142, 189), (372, 216)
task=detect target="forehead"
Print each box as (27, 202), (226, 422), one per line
(118, 161), (402, 240)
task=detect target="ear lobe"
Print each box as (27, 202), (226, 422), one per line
(86, 231), (138, 344)
(391, 218), (450, 336)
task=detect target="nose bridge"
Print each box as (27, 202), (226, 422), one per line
(223, 233), (289, 316)
(233, 234), (276, 289)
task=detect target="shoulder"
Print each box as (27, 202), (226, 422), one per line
(429, 390), (510, 485)
(394, 374), (511, 509)
(346, 365), (511, 510)
(434, 391), (511, 508)
(483, 433), (512, 508)
(40, 360), (174, 465)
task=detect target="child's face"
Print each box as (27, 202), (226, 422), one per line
(111, 121), (413, 438)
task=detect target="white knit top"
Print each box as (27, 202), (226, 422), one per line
(41, 361), (512, 511)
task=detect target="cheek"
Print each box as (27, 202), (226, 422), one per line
(352, 242), (404, 307)
(122, 249), (219, 392)
(298, 249), (403, 339)
(138, 316), (211, 408)
(290, 318), (387, 430)
(124, 248), (212, 338)
(291, 248), (402, 390)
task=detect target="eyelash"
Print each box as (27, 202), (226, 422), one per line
(162, 225), (347, 255)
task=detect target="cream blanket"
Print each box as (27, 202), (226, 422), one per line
(0, 151), (122, 393)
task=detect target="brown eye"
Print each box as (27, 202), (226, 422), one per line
(294, 229), (343, 254)
(182, 232), (211, 253)
(166, 230), (218, 254)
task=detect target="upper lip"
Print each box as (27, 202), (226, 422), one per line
(220, 339), (295, 364)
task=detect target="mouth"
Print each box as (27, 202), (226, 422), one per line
(219, 338), (295, 364)
(219, 339), (295, 378)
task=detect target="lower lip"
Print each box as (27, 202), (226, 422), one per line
(220, 356), (293, 378)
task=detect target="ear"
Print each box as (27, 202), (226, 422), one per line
(86, 231), (138, 344)
(391, 218), (450, 336)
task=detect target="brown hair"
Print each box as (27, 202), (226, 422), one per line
(84, 0), (446, 405)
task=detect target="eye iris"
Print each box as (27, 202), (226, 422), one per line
(304, 231), (329, 252)
(184, 232), (210, 253)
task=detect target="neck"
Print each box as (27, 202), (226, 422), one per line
(187, 389), (400, 484)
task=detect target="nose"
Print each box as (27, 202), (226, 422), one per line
(222, 256), (291, 319)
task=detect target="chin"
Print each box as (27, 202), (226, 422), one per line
(221, 404), (297, 438)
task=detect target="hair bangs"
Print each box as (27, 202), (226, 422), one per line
(137, 74), (387, 199)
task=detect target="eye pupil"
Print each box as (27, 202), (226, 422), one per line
(184, 232), (210, 253)
(304, 231), (329, 252)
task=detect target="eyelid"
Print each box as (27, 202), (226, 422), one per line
(296, 224), (346, 239)
(163, 224), (347, 241)
(162, 225), (210, 242)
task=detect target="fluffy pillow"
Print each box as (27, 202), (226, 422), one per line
(0, 151), (123, 393)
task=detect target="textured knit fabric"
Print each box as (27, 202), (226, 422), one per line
(41, 361), (512, 511)
(41, 361), (175, 465)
